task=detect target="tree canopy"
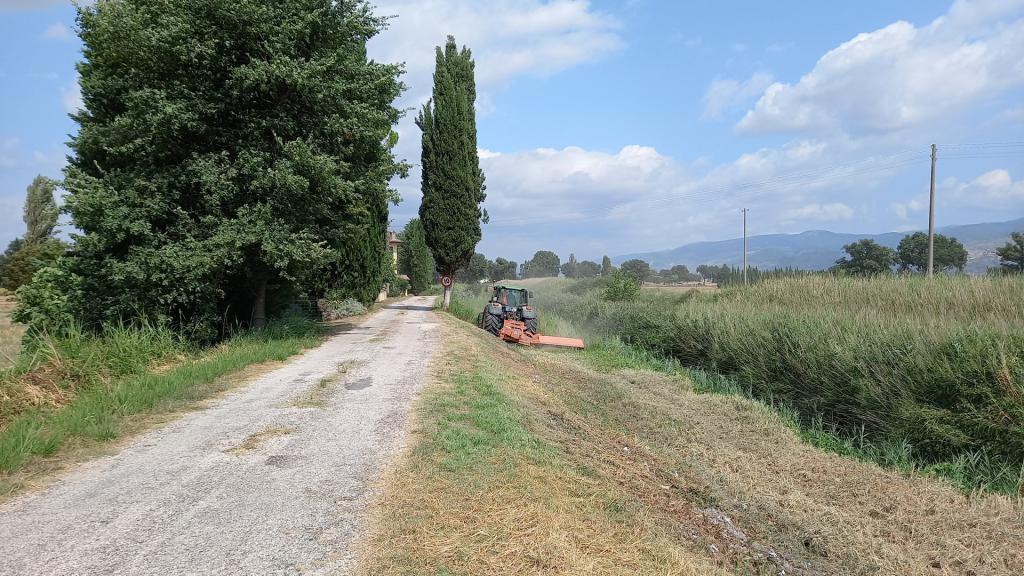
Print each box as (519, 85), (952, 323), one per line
(23, 176), (59, 245)
(398, 218), (434, 294)
(896, 232), (967, 273)
(576, 260), (601, 278)
(417, 36), (486, 307)
(16, 0), (405, 340)
(524, 251), (560, 278)
(619, 259), (652, 282)
(490, 257), (518, 281)
(601, 255), (613, 276)
(831, 239), (895, 276)
(996, 232), (1024, 273)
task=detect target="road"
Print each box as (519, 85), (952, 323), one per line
(0, 296), (439, 576)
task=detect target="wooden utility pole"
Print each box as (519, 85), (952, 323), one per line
(927, 144), (937, 277)
(742, 208), (749, 285)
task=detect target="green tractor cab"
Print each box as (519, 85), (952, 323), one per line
(477, 285), (538, 335)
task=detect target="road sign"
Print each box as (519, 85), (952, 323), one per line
(440, 275), (453, 288)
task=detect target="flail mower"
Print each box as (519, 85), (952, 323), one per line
(476, 285), (585, 349)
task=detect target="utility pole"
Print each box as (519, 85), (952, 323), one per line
(927, 143), (937, 277)
(742, 208), (749, 285)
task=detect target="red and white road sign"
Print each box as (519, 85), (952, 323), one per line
(440, 275), (453, 288)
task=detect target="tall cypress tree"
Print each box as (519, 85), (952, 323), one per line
(417, 36), (486, 309)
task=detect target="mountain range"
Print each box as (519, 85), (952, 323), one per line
(613, 217), (1024, 275)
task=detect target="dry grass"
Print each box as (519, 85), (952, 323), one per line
(642, 283), (718, 293)
(0, 296), (24, 370)
(360, 314), (1024, 576)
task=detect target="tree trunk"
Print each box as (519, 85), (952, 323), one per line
(442, 283), (452, 310)
(252, 279), (267, 329)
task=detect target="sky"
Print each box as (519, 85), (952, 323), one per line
(1, 0), (1022, 264)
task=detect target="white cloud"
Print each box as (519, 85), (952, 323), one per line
(369, 0), (621, 103)
(42, 21), (69, 40)
(783, 202), (855, 221)
(948, 169), (1024, 205)
(736, 0), (1024, 136)
(702, 72), (774, 119)
(61, 79), (82, 113)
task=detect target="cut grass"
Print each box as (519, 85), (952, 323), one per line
(0, 317), (322, 490)
(362, 313), (1024, 576)
(358, 318), (728, 576)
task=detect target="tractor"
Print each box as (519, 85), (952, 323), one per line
(476, 284), (584, 349)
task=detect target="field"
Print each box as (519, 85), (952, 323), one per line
(360, 311), (1024, 575)
(451, 275), (1024, 495)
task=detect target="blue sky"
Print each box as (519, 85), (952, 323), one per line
(2, 0), (1022, 264)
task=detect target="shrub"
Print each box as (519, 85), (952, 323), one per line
(603, 270), (641, 302)
(318, 297), (367, 321)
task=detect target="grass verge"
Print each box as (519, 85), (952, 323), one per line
(0, 316), (322, 496)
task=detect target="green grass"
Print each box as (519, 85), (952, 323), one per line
(420, 361), (550, 475)
(455, 276), (1024, 496)
(0, 316), (321, 474)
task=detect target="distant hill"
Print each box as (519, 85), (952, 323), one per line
(613, 217), (1024, 275)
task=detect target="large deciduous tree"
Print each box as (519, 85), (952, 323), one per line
(417, 36), (487, 309)
(831, 239), (895, 277)
(524, 250), (560, 278)
(17, 0), (404, 340)
(490, 257), (517, 281)
(620, 259), (652, 282)
(601, 255), (613, 276)
(896, 232), (967, 273)
(996, 231), (1024, 273)
(398, 218), (435, 294)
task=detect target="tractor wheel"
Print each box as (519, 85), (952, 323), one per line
(524, 318), (538, 334)
(484, 313), (503, 336)
(475, 312), (484, 328)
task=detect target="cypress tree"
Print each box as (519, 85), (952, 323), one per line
(417, 36), (487, 309)
(398, 218), (435, 294)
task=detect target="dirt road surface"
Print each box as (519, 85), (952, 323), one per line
(0, 296), (439, 576)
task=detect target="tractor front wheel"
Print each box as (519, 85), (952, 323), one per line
(484, 313), (503, 336)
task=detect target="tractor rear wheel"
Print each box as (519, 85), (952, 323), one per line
(524, 318), (538, 334)
(484, 313), (503, 336)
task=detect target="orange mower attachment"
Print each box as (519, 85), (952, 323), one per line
(499, 319), (585, 350)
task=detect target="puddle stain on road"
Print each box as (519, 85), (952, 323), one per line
(345, 377), (372, 391)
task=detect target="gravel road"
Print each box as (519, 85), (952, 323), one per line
(0, 296), (439, 576)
